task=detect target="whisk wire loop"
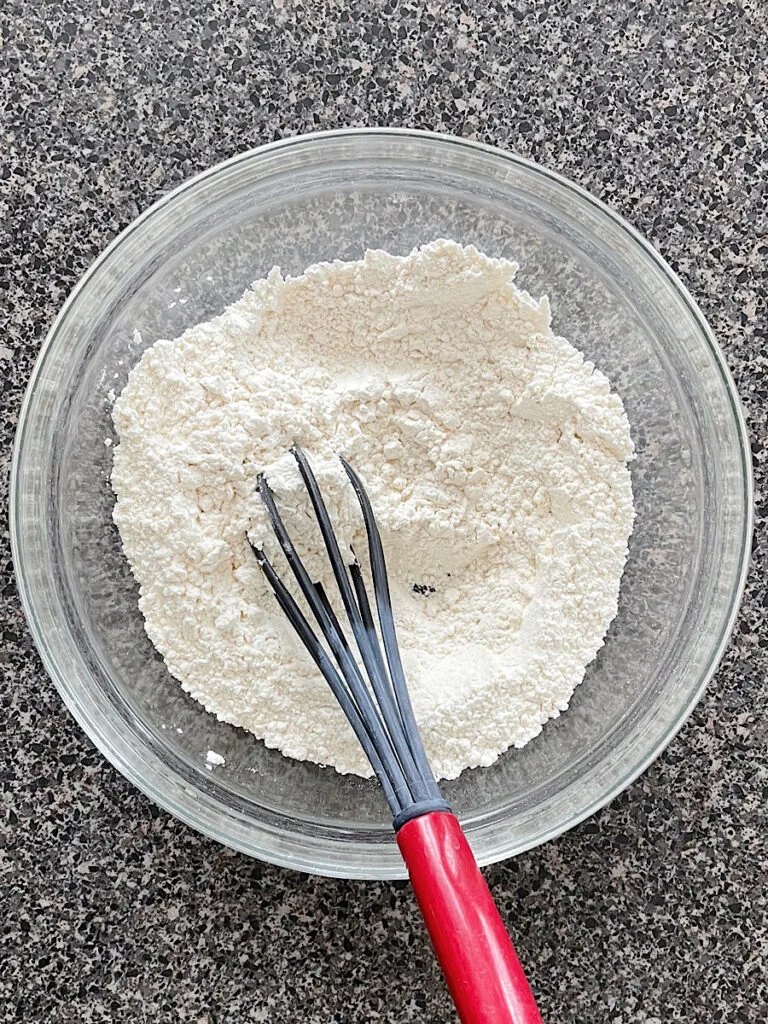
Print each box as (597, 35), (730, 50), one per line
(251, 446), (448, 821)
(254, 474), (413, 812)
(340, 455), (440, 802)
(251, 546), (403, 812)
(291, 445), (433, 805)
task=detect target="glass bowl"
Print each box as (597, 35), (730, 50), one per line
(11, 129), (752, 879)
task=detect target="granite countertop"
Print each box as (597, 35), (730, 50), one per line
(2, 2), (766, 1021)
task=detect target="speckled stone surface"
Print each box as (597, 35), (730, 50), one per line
(1, 2), (766, 1021)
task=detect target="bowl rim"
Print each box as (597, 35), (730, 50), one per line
(11, 127), (754, 878)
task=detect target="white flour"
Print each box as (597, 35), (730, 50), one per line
(111, 240), (634, 780)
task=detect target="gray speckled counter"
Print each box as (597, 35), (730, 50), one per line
(1, 2), (766, 1021)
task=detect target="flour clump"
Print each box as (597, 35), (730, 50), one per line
(111, 241), (634, 780)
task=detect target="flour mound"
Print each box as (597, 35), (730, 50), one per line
(111, 240), (634, 780)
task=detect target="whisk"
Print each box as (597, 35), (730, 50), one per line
(250, 446), (543, 1024)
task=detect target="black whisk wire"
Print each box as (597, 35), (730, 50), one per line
(251, 547), (403, 813)
(291, 445), (433, 805)
(250, 446), (448, 824)
(340, 456), (439, 801)
(255, 475), (412, 812)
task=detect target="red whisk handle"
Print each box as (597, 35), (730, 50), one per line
(397, 812), (543, 1024)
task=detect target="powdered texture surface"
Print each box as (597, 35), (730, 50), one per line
(111, 241), (634, 779)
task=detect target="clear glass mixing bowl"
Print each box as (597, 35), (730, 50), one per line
(11, 129), (752, 879)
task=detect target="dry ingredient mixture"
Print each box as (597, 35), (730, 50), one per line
(111, 241), (634, 780)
